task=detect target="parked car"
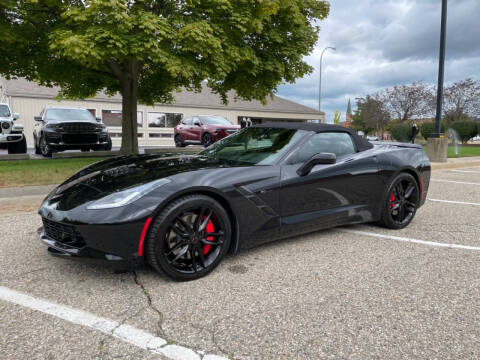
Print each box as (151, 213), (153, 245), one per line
(33, 106), (112, 157)
(0, 103), (27, 154)
(174, 115), (240, 147)
(38, 123), (430, 281)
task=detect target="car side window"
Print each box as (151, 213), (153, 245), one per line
(192, 117), (201, 126)
(294, 132), (356, 164)
(183, 117), (192, 125)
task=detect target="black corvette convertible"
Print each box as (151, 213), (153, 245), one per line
(39, 123), (430, 280)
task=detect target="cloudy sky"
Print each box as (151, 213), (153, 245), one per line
(276, 0), (480, 123)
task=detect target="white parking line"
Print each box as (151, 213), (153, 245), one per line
(449, 169), (480, 174)
(431, 179), (480, 185)
(337, 228), (480, 251)
(428, 198), (480, 206)
(0, 286), (226, 360)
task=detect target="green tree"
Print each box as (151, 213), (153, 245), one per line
(333, 110), (341, 125)
(0, 0), (329, 154)
(450, 121), (478, 144)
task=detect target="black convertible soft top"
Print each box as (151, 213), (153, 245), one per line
(253, 122), (373, 152)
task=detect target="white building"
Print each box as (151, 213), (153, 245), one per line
(0, 77), (324, 147)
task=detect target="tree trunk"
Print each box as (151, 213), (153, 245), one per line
(120, 61), (139, 155)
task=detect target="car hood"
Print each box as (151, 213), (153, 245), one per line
(0, 116), (11, 121)
(44, 153), (237, 210)
(46, 119), (100, 125)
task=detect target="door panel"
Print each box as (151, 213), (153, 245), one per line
(279, 153), (381, 236)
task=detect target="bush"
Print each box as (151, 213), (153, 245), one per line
(420, 122), (445, 140)
(450, 121), (478, 144)
(390, 123), (413, 142)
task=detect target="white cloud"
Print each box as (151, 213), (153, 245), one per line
(277, 0), (480, 123)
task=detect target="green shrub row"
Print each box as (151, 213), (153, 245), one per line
(390, 121), (479, 143)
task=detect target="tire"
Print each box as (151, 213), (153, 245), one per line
(146, 194), (232, 281)
(103, 136), (112, 151)
(202, 133), (212, 147)
(378, 172), (420, 229)
(174, 134), (186, 147)
(39, 134), (52, 157)
(34, 135), (41, 155)
(7, 136), (27, 154)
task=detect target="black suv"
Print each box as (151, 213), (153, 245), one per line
(33, 107), (112, 157)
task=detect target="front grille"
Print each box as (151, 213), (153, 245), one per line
(42, 218), (86, 248)
(61, 123), (97, 133)
(62, 134), (98, 144)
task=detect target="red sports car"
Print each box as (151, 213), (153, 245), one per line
(174, 115), (240, 147)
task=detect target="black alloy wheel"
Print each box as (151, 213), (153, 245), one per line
(202, 133), (212, 147)
(174, 134), (185, 147)
(40, 135), (52, 157)
(379, 173), (419, 229)
(146, 195), (231, 281)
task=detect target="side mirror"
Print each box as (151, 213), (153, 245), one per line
(297, 153), (336, 176)
(193, 121), (201, 127)
(34, 116), (43, 122)
(13, 113), (20, 121)
(96, 117), (102, 122)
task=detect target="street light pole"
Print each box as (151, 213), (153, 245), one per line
(319, 46), (336, 120)
(426, 0), (448, 162)
(433, 0), (447, 137)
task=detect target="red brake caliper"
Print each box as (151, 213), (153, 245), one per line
(203, 219), (215, 255)
(389, 193), (396, 210)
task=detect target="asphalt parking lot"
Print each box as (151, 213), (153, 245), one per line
(1, 167), (479, 360)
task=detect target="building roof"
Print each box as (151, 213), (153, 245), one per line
(1, 77), (323, 116)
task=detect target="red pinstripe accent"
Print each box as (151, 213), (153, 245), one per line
(138, 218), (153, 256)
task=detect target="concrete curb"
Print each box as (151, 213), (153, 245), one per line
(52, 151), (120, 159)
(0, 154), (30, 161)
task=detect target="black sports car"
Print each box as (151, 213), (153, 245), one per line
(38, 123), (430, 280)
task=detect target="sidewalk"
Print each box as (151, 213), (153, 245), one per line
(430, 156), (480, 170)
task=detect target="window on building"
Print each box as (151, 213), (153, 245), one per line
(148, 112), (183, 128)
(138, 133), (144, 138)
(149, 133), (173, 138)
(102, 110), (143, 127)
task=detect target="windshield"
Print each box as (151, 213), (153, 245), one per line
(45, 108), (95, 121)
(0, 105), (11, 117)
(200, 116), (232, 126)
(200, 127), (306, 165)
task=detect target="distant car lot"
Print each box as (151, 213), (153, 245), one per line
(1, 166), (479, 359)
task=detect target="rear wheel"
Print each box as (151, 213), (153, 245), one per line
(146, 195), (231, 281)
(379, 173), (419, 229)
(7, 136), (27, 154)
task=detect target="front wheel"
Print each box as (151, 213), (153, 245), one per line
(202, 133), (212, 147)
(174, 134), (185, 147)
(39, 135), (52, 157)
(379, 173), (420, 229)
(146, 195), (232, 281)
(7, 136), (27, 154)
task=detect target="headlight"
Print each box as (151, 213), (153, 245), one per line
(1, 122), (11, 130)
(45, 123), (61, 130)
(87, 178), (171, 210)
